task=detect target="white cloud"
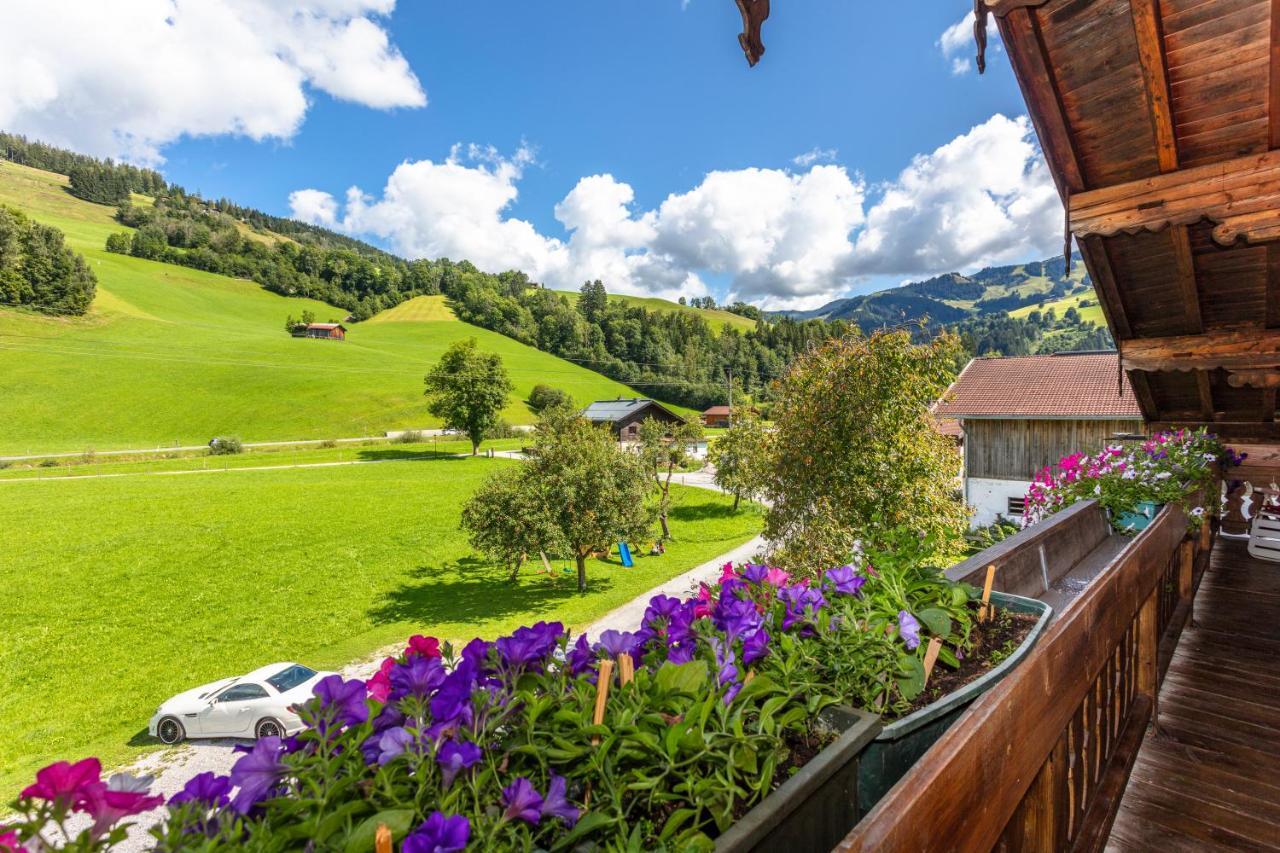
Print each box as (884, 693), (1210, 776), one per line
(792, 147), (838, 167)
(292, 114), (1063, 310)
(848, 114), (1062, 279)
(938, 11), (1001, 75)
(0, 0), (425, 165)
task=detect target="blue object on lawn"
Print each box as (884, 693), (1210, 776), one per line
(618, 542), (634, 567)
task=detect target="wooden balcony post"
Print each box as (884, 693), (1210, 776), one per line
(1136, 586), (1160, 732)
(1179, 538), (1193, 601)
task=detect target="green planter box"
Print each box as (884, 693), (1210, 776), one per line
(717, 591), (1052, 852)
(1114, 501), (1164, 532)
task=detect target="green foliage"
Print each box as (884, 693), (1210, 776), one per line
(527, 383), (572, 413)
(460, 466), (567, 579)
(424, 339), (514, 455)
(637, 416), (705, 539)
(1, 131), (166, 195)
(67, 163), (133, 205)
(524, 406), (655, 591)
(965, 515), (1022, 555)
(707, 413), (770, 511)
(0, 205), (95, 315)
(208, 435), (243, 455)
(763, 329), (969, 575)
(104, 231), (131, 254)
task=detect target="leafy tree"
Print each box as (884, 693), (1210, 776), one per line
(528, 383), (573, 413)
(0, 206), (96, 315)
(424, 339), (514, 455)
(763, 329), (969, 575)
(707, 413), (769, 511)
(300, 309), (316, 326)
(461, 467), (566, 580)
(577, 279), (608, 323)
(104, 232), (131, 254)
(526, 407), (653, 591)
(637, 417), (705, 539)
(67, 163), (131, 205)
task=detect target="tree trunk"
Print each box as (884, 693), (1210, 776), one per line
(733, 491), (741, 511)
(575, 552), (588, 593)
(659, 512), (671, 540)
(471, 436), (479, 456)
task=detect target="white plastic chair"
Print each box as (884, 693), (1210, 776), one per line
(1248, 486), (1280, 562)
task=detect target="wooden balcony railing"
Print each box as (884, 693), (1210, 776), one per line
(837, 500), (1215, 852)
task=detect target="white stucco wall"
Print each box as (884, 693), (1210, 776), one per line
(966, 476), (1031, 528)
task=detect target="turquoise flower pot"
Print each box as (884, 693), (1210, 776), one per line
(1116, 500), (1164, 532)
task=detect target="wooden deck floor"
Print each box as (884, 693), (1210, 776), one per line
(1107, 539), (1280, 852)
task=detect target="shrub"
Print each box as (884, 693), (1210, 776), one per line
(527, 383), (572, 412)
(38, 458), (59, 468)
(318, 439), (338, 449)
(393, 430), (424, 444)
(207, 436), (243, 456)
(104, 232), (132, 254)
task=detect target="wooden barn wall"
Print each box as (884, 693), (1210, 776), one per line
(965, 419), (1146, 480)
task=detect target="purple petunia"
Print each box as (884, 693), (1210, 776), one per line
(742, 628), (771, 665)
(666, 642), (697, 665)
(898, 610), (922, 651)
(502, 776), (544, 825)
(565, 634), (595, 677)
(595, 629), (641, 659)
(228, 736), (285, 815)
(373, 727), (416, 766)
(824, 565), (866, 597)
(436, 739), (483, 788)
(313, 674), (369, 729)
(779, 584), (826, 631)
(168, 772), (230, 809)
(496, 621), (564, 671)
(713, 593), (761, 639)
(429, 660), (477, 732)
(540, 774), (579, 827)
(390, 655), (446, 702)
(402, 811), (470, 853)
(460, 638), (494, 673)
(739, 563), (769, 585)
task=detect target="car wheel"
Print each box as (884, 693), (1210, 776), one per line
(256, 718), (284, 739)
(157, 717), (185, 745)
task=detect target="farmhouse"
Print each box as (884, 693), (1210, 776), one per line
(934, 352), (1143, 527)
(582, 398), (684, 442)
(701, 405), (732, 428)
(292, 322), (346, 341)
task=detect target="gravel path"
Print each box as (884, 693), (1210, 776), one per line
(65, 467), (762, 850)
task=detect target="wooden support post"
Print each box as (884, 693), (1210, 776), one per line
(980, 564), (997, 623)
(1136, 587), (1160, 733)
(375, 823), (392, 853)
(922, 637), (944, 686)
(1178, 539), (1193, 601)
(591, 659), (615, 746)
(1002, 730), (1069, 850)
(617, 653), (634, 686)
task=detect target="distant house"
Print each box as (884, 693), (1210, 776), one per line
(702, 406), (733, 428)
(934, 352), (1144, 528)
(292, 322), (347, 341)
(582, 398), (684, 442)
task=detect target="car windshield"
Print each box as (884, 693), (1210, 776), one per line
(266, 664), (317, 693)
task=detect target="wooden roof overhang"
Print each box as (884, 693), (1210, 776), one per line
(981, 0), (1280, 440)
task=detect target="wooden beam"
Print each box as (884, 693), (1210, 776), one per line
(1268, 243), (1280, 328)
(1271, 0), (1280, 149)
(1149, 421), (1280, 442)
(1079, 236), (1134, 340)
(1129, 0), (1177, 172)
(1120, 328), (1280, 372)
(1069, 150), (1280, 246)
(1196, 371), (1215, 420)
(996, 8), (1085, 194)
(1264, 389), (1277, 423)
(1128, 370), (1160, 422)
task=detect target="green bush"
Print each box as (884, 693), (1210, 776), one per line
(208, 436), (243, 455)
(527, 383), (572, 412)
(392, 431), (424, 444)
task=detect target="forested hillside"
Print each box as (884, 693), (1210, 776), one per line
(0, 205), (96, 314)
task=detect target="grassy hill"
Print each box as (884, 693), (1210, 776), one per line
(553, 289), (758, 334)
(0, 161), (672, 454)
(1009, 290), (1106, 326)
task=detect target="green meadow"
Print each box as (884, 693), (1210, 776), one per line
(0, 456), (763, 795)
(0, 161), (675, 455)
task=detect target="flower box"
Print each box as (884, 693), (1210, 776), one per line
(716, 591), (1052, 852)
(1115, 500), (1164, 532)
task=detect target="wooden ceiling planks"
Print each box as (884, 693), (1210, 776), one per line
(986, 0), (1280, 432)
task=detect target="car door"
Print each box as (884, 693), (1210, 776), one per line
(202, 683), (271, 736)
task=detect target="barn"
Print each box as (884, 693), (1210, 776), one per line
(934, 352), (1144, 527)
(292, 323), (347, 341)
(582, 398), (684, 442)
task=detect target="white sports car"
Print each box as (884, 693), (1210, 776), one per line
(148, 662), (334, 744)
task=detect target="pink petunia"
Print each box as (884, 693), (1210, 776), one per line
(718, 562), (736, 584)
(0, 828), (26, 853)
(20, 758), (101, 806)
(405, 635), (441, 659)
(76, 783), (164, 839)
(764, 567), (790, 587)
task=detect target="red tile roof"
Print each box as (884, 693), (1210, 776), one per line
(934, 353), (1142, 419)
(703, 406), (733, 416)
(933, 417), (964, 439)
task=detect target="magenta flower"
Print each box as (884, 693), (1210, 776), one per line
(898, 611), (922, 651)
(764, 567), (790, 587)
(406, 635), (442, 659)
(366, 658), (393, 704)
(168, 772), (231, 809)
(313, 675), (369, 729)
(0, 828), (24, 853)
(20, 757), (101, 806)
(75, 783), (164, 838)
(228, 736), (286, 814)
(436, 739), (483, 788)
(402, 812), (470, 853)
(502, 777), (544, 824)
(540, 774), (580, 827)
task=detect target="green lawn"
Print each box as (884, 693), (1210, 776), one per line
(553, 289), (759, 334)
(1009, 290), (1106, 325)
(0, 162), (688, 454)
(0, 456), (763, 796)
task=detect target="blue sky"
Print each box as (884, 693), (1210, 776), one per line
(1, 2), (1062, 307)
